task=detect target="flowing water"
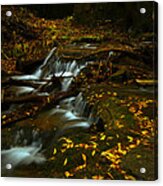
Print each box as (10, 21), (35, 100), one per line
(2, 46), (98, 171)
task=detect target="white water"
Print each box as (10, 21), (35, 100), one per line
(1, 146), (46, 170)
(11, 47), (87, 92)
(54, 60), (86, 91)
(2, 47), (94, 170)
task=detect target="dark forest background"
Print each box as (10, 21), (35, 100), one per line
(26, 2), (157, 33)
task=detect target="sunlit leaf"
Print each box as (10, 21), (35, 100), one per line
(53, 148), (57, 155)
(127, 136), (133, 142)
(74, 164), (86, 171)
(100, 134), (106, 140)
(2, 115), (6, 119)
(107, 172), (114, 179)
(59, 137), (73, 143)
(124, 175), (136, 180)
(82, 153), (87, 162)
(92, 175), (104, 180)
(92, 150), (96, 156)
(63, 158), (68, 166)
(65, 171), (73, 177)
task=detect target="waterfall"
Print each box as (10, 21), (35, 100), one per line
(2, 46), (99, 171)
(1, 145), (46, 170)
(34, 47), (57, 79)
(54, 60), (86, 91)
(12, 47), (57, 81)
(12, 47), (87, 91)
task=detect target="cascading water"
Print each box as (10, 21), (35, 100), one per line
(11, 47), (87, 93)
(2, 46), (97, 170)
(54, 60), (86, 91)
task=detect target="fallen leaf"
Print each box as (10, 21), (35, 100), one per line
(92, 150), (96, 156)
(53, 148), (57, 155)
(82, 153), (87, 162)
(63, 158), (68, 166)
(65, 171), (73, 177)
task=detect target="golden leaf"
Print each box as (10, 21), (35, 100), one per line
(92, 150), (96, 156)
(82, 153), (87, 162)
(53, 148), (57, 155)
(142, 130), (148, 135)
(67, 143), (74, 148)
(92, 175), (104, 180)
(2, 115), (6, 119)
(100, 134), (106, 140)
(98, 94), (103, 98)
(127, 136), (133, 142)
(59, 137), (73, 143)
(107, 172), (114, 179)
(63, 158), (68, 166)
(84, 144), (89, 149)
(49, 156), (55, 161)
(136, 154), (141, 158)
(129, 106), (136, 113)
(129, 144), (136, 149)
(120, 115), (125, 119)
(136, 139), (141, 145)
(113, 92), (117, 96)
(75, 164), (86, 171)
(107, 136), (113, 140)
(65, 171), (73, 178)
(124, 175), (136, 180)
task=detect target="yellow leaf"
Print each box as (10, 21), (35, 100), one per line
(75, 164), (86, 171)
(92, 150), (96, 156)
(59, 137), (73, 143)
(136, 139), (141, 145)
(84, 144), (89, 149)
(120, 115), (125, 119)
(98, 94), (103, 98)
(136, 154), (141, 158)
(49, 156), (55, 161)
(129, 144), (136, 149)
(92, 175), (104, 180)
(82, 153), (87, 162)
(107, 172), (114, 179)
(107, 136), (113, 140)
(65, 171), (73, 178)
(127, 136), (133, 142)
(110, 164), (116, 169)
(113, 92), (117, 96)
(61, 148), (67, 153)
(63, 158), (68, 166)
(67, 143), (74, 148)
(124, 175), (136, 180)
(129, 106), (136, 113)
(108, 152), (115, 158)
(53, 148), (57, 155)
(2, 115), (6, 119)
(142, 130), (148, 135)
(90, 136), (97, 140)
(100, 134), (106, 141)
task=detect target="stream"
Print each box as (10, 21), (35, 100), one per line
(1, 43), (156, 178)
(1, 46), (99, 172)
